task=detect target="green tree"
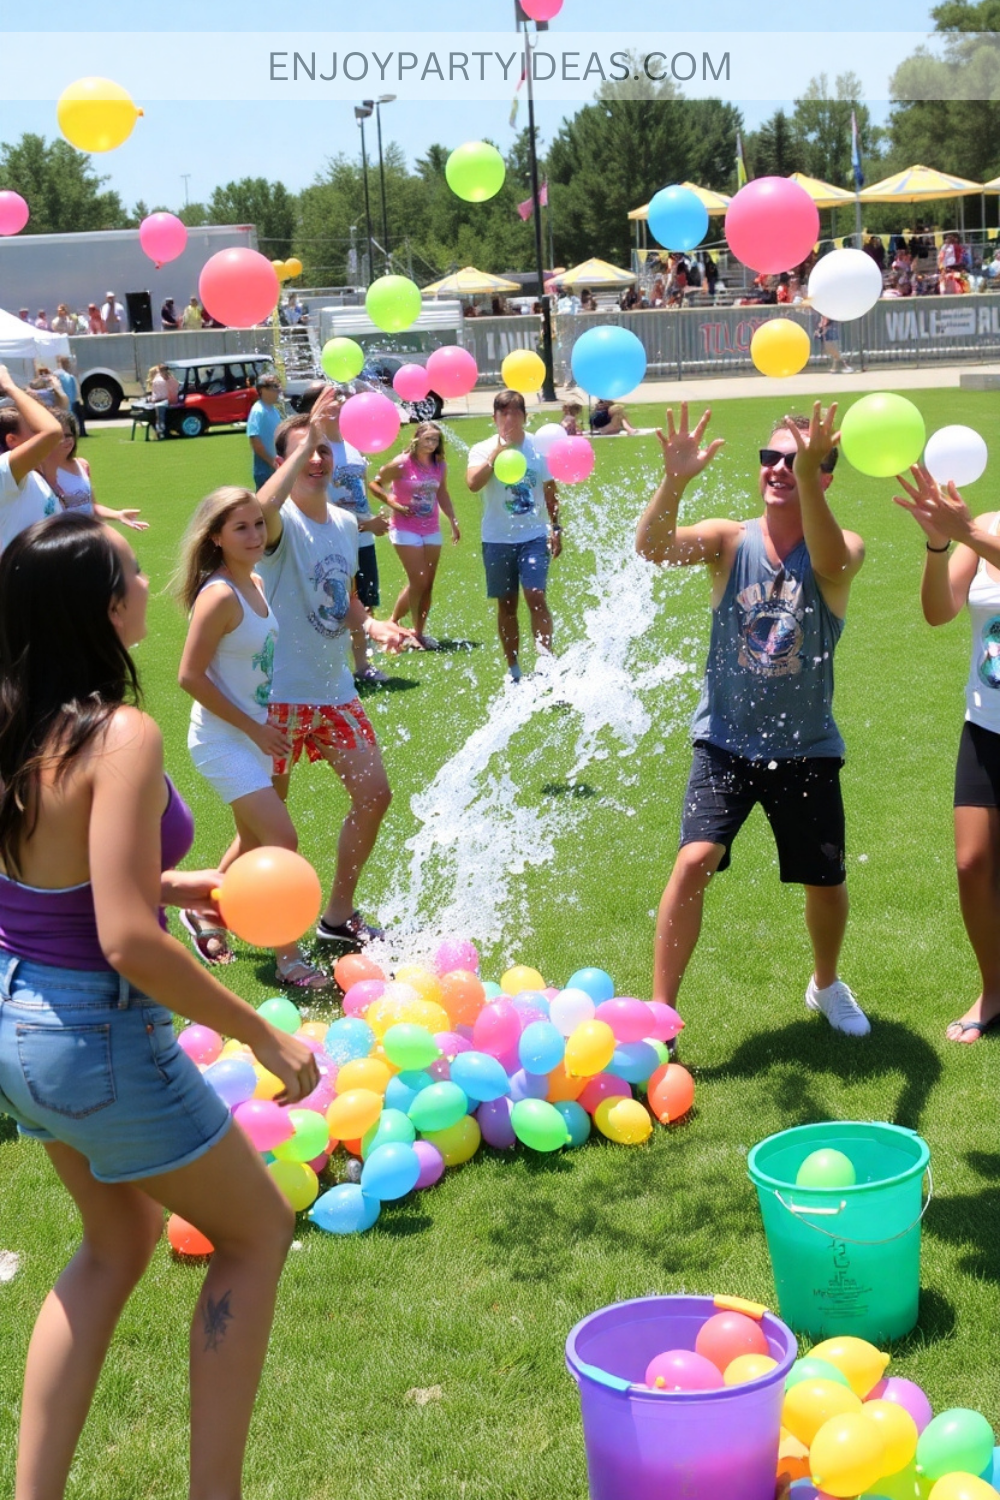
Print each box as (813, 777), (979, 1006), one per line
(746, 110), (809, 179)
(206, 177), (297, 258)
(0, 133), (128, 233)
(789, 74), (884, 188)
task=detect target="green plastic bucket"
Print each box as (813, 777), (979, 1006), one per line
(747, 1122), (931, 1343)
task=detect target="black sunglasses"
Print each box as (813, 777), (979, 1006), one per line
(759, 447), (836, 474)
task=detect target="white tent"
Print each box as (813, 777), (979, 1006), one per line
(0, 307), (71, 361)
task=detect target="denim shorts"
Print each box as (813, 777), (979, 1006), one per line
(0, 952), (231, 1183)
(482, 537), (550, 599)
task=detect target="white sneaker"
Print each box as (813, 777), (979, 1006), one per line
(806, 977), (871, 1037)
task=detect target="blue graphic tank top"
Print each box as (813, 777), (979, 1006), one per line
(690, 519), (845, 759)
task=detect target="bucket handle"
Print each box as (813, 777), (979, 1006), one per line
(572, 1360), (632, 1392)
(772, 1167), (933, 1247)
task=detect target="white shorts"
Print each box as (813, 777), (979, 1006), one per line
(188, 728), (273, 805)
(389, 528), (442, 549)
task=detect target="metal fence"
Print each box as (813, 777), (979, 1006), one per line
(461, 296), (1000, 385)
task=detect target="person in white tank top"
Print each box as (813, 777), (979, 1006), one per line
(177, 486), (329, 990)
(896, 465), (1000, 1042)
(39, 412), (148, 530)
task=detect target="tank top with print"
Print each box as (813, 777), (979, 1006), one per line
(189, 576), (278, 731)
(965, 514), (1000, 735)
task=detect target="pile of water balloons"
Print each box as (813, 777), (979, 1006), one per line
(167, 943), (693, 1244)
(774, 1336), (999, 1499)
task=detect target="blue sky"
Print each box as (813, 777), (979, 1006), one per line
(2, 2), (936, 213)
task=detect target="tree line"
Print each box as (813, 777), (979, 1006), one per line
(1, 0), (997, 286)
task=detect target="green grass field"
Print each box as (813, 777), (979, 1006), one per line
(2, 389), (999, 1499)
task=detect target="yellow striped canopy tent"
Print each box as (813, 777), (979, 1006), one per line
(628, 182), (732, 222)
(858, 165), (984, 202)
(559, 258), (636, 287)
(787, 172), (857, 210)
(421, 266), (521, 296)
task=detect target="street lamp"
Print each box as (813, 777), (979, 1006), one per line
(374, 94), (396, 272)
(354, 101), (375, 286)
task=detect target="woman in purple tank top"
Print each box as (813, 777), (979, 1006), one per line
(0, 515), (318, 1500)
(369, 421), (460, 649)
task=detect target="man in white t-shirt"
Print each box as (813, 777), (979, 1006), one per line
(101, 293), (126, 333)
(0, 367), (63, 554)
(255, 391), (416, 948)
(466, 388), (561, 682)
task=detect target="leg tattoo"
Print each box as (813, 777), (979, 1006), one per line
(201, 1289), (234, 1352)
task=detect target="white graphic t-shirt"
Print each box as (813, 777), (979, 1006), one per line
(256, 500), (359, 707)
(328, 441), (374, 549)
(467, 435), (550, 545)
(0, 454), (58, 553)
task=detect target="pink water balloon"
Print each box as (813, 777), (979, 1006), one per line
(473, 999), (522, 1058)
(199, 248), (280, 327)
(434, 1030), (473, 1058)
(522, 0), (563, 16)
(577, 1072), (631, 1114)
(426, 345), (478, 399)
(413, 1139), (446, 1188)
(645, 1349), (722, 1392)
(725, 177), (820, 275)
(339, 391), (401, 454)
(139, 211), (187, 267)
(865, 1376), (933, 1434)
(435, 938), (480, 975)
(177, 1023), (223, 1066)
(233, 1099), (294, 1152)
(392, 363), (431, 402)
(645, 1001), (685, 1042)
(0, 191), (29, 236)
(342, 978), (385, 1017)
(547, 436), (595, 484)
(596, 998), (656, 1045)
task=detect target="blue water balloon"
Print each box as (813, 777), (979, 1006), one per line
(518, 1020), (565, 1074)
(360, 1142), (421, 1201)
(323, 1017), (376, 1067)
(554, 1100), (592, 1148)
(647, 184), (709, 252)
(310, 1183), (381, 1234)
(570, 327), (646, 401)
(450, 1050), (511, 1103)
(203, 1057), (257, 1109)
(508, 1067), (549, 1103)
(566, 967), (615, 1003)
(607, 1041), (661, 1085)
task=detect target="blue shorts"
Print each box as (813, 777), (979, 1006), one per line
(482, 538), (550, 599)
(0, 953), (231, 1183)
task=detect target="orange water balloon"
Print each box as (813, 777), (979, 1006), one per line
(167, 1214), (214, 1257)
(214, 847), (321, 947)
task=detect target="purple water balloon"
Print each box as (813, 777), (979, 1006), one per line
(865, 1376), (933, 1433)
(434, 1030), (472, 1059)
(342, 979), (385, 1017)
(413, 1139), (445, 1188)
(427, 1057), (452, 1082)
(478, 1097), (516, 1149)
(508, 1068), (549, 1102)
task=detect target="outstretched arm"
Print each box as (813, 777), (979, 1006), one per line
(256, 384), (341, 545)
(635, 403), (734, 567)
(894, 466), (990, 625)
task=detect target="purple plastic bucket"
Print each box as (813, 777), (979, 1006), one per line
(566, 1295), (797, 1500)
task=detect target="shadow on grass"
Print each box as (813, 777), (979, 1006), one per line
(697, 1018), (941, 1133)
(429, 639), (481, 654)
(922, 1149), (1000, 1284)
(355, 675), (421, 698)
(541, 783), (596, 799)
(0, 1114), (19, 1145)
(894, 1288), (957, 1349)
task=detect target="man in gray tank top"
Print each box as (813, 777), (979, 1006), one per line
(636, 402), (870, 1036)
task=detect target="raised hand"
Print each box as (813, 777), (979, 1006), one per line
(655, 403), (725, 486)
(893, 464), (973, 548)
(784, 402), (840, 474)
(308, 384), (344, 442)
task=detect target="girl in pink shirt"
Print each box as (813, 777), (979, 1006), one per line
(369, 422), (460, 649)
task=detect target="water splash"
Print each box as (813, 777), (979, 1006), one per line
(370, 469), (709, 972)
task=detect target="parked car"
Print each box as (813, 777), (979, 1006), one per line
(136, 353), (277, 437)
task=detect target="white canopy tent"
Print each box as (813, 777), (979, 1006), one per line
(0, 307), (70, 362)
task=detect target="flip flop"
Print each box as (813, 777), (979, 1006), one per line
(945, 1015), (1000, 1042)
(275, 956), (331, 991)
(180, 909), (235, 967)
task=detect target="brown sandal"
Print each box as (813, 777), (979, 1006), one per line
(180, 910), (235, 966)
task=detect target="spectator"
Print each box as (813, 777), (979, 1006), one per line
(246, 374), (285, 489)
(160, 297), (183, 331)
(591, 400), (637, 436)
(28, 368), (69, 413)
(560, 401), (583, 436)
(892, 246), (913, 277)
(86, 303), (105, 335)
(620, 286), (639, 311)
(17, 309), (29, 323)
(863, 236), (886, 272)
(556, 284), (581, 315)
(667, 256), (689, 307)
(55, 355), (87, 437)
(101, 292), (126, 333)
(776, 273), (793, 305)
(579, 288), (597, 312)
(0, 367), (62, 552)
(34, 311), (49, 331)
(815, 314), (853, 374)
(650, 276), (666, 308)
(704, 253), (718, 299)
(939, 233), (970, 294)
(50, 304), (74, 335)
(40, 411), (147, 529)
(883, 270), (910, 298)
(284, 293), (303, 326)
(150, 363), (180, 440)
(182, 297), (204, 330)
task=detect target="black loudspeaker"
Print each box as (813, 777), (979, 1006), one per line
(125, 290), (153, 334)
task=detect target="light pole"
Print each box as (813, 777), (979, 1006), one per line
(375, 94), (396, 271)
(180, 174), (191, 208)
(354, 102), (375, 286)
(515, 6), (556, 401)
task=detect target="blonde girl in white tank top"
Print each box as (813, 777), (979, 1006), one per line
(895, 467), (1000, 1042)
(39, 410), (149, 530)
(177, 487), (330, 990)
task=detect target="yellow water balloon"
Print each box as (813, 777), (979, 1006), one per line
(501, 965), (545, 995)
(809, 1336), (890, 1398)
(422, 1114), (481, 1166)
(268, 1160), (319, 1212)
(594, 1096), (653, 1144)
(750, 318), (811, 379)
(252, 1065), (283, 1101)
(284, 256), (303, 278)
(336, 1057), (392, 1096)
(723, 1354), (778, 1386)
(271, 259), (290, 282)
(927, 1475), (1000, 1500)
(782, 1379), (861, 1447)
(57, 77), (143, 153)
(501, 348), (546, 395)
(811, 1412), (887, 1497)
(862, 1400), (919, 1478)
(564, 1019), (616, 1077)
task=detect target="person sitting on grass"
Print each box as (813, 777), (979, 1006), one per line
(177, 486), (330, 989)
(636, 402), (870, 1037)
(0, 366), (62, 553)
(591, 400), (637, 436)
(256, 391), (417, 949)
(0, 512), (318, 1500)
(894, 466), (1000, 1043)
(560, 401), (583, 436)
(466, 389), (562, 684)
(40, 413), (149, 531)
(370, 421), (460, 651)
